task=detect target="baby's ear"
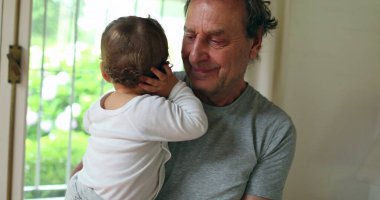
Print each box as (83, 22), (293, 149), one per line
(100, 62), (111, 82)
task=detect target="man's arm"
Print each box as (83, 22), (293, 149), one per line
(242, 195), (270, 200)
(71, 161), (83, 177)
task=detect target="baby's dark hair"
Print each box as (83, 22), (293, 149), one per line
(101, 16), (169, 88)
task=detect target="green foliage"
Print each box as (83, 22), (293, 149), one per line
(24, 130), (88, 186)
(24, 130), (88, 198)
(31, 0), (60, 45)
(25, 42), (112, 187)
(25, 0), (112, 198)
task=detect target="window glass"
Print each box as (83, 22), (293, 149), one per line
(24, 0), (185, 198)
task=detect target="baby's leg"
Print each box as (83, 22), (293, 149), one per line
(76, 179), (103, 200)
(65, 174), (82, 200)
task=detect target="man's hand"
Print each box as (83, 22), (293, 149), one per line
(139, 64), (178, 98)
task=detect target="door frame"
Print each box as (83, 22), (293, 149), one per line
(0, 0), (31, 199)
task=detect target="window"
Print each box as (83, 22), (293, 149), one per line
(24, 0), (186, 198)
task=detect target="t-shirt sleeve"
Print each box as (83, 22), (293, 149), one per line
(173, 71), (186, 81)
(245, 119), (296, 200)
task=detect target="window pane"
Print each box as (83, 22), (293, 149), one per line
(25, 0), (185, 198)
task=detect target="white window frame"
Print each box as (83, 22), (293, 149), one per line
(0, 0), (31, 199)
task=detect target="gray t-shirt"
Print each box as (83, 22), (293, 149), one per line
(156, 73), (296, 200)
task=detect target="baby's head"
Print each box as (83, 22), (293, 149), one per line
(100, 16), (169, 88)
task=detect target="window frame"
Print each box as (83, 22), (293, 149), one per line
(0, 0), (32, 199)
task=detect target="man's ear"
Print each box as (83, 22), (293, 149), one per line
(100, 62), (111, 82)
(249, 27), (263, 59)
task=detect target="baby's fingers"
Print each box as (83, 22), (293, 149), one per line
(150, 67), (166, 80)
(163, 63), (174, 76)
(139, 76), (160, 93)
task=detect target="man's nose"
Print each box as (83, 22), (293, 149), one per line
(189, 38), (209, 64)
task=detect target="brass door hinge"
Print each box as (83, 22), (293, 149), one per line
(7, 45), (22, 84)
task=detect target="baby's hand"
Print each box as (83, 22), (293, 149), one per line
(139, 64), (178, 98)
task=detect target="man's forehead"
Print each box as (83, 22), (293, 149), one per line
(189, 0), (243, 5)
(184, 25), (225, 36)
(184, 2), (245, 35)
(185, 0), (246, 23)
(188, 0), (245, 11)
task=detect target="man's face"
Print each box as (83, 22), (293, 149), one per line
(182, 0), (261, 97)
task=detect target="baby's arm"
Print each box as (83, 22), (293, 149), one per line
(136, 65), (208, 141)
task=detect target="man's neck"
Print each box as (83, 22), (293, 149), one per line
(195, 82), (247, 107)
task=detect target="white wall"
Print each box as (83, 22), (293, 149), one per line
(274, 0), (380, 199)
